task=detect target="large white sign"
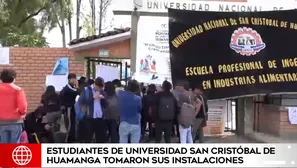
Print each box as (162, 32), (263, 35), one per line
(45, 75), (68, 91)
(135, 16), (171, 84)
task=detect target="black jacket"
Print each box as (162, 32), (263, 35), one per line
(24, 112), (46, 134)
(60, 84), (79, 107)
(142, 94), (155, 121)
(152, 91), (179, 121)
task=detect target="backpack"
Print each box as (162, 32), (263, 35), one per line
(178, 95), (196, 128)
(20, 126), (28, 143)
(158, 96), (175, 120)
(80, 87), (90, 115)
(105, 95), (119, 120)
(198, 95), (208, 121)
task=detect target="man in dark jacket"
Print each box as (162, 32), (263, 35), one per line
(75, 77), (107, 143)
(60, 73), (79, 142)
(153, 81), (178, 143)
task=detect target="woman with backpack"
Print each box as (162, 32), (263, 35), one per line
(41, 85), (63, 142)
(104, 81), (120, 143)
(177, 81), (202, 144)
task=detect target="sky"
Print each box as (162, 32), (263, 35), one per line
(44, 0), (131, 47)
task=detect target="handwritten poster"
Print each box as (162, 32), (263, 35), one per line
(203, 100), (227, 136)
(288, 107), (297, 124)
(0, 48), (10, 65)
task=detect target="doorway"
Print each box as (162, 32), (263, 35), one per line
(85, 57), (130, 83)
(225, 99), (237, 132)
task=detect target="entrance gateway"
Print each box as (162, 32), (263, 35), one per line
(112, 0), (297, 136)
(85, 57), (130, 82)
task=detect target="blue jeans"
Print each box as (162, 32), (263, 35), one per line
(0, 124), (23, 143)
(179, 125), (193, 144)
(119, 121), (140, 143)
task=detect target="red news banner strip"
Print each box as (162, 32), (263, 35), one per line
(0, 144), (41, 167)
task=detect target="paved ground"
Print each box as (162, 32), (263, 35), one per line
(141, 132), (258, 143)
(202, 134), (259, 143)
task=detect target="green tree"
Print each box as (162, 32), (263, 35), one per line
(82, 0), (111, 36)
(0, 0), (9, 23)
(76, 0), (83, 39)
(0, 0), (52, 47)
(45, 0), (73, 47)
(82, 14), (96, 36)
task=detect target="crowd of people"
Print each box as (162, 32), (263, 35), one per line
(0, 69), (208, 144)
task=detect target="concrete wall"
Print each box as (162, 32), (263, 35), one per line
(236, 97), (254, 135)
(73, 40), (130, 58)
(237, 96), (297, 140)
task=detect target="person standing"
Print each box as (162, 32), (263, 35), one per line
(154, 81), (178, 143)
(78, 76), (87, 94)
(112, 79), (124, 94)
(104, 81), (120, 143)
(171, 84), (181, 138)
(142, 84), (157, 140)
(60, 73), (79, 142)
(177, 81), (201, 144)
(193, 86), (208, 143)
(172, 85), (180, 100)
(0, 69), (27, 143)
(75, 77), (107, 143)
(41, 86), (63, 142)
(117, 80), (142, 143)
(87, 79), (94, 86)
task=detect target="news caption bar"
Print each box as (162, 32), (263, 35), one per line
(40, 144), (296, 167)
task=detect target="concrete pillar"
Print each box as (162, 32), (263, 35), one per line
(130, 11), (140, 75)
(236, 97), (254, 135)
(244, 97), (254, 134)
(236, 98), (245, 135)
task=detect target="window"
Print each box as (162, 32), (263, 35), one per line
(265, 94), (297, 106)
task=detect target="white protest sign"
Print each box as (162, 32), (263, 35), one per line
(45, 75), (68, 91)
(96, 65), (120, 82)
(0, 47), (9, 65)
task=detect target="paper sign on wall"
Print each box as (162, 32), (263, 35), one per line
(96, 65), (120, 82)
(203, 100), (227, 136)
(0, 48), (10, 65)
(288, 107), (297, 124)
(45, 75), (68, 91)
(52, 57), (69, 75)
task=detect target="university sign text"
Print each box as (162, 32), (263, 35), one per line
(143, 0), (289, 12)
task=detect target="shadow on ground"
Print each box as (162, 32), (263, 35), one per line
(142, 134), (258, 143)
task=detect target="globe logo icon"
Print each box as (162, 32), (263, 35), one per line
(12, 146), (32, 166)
